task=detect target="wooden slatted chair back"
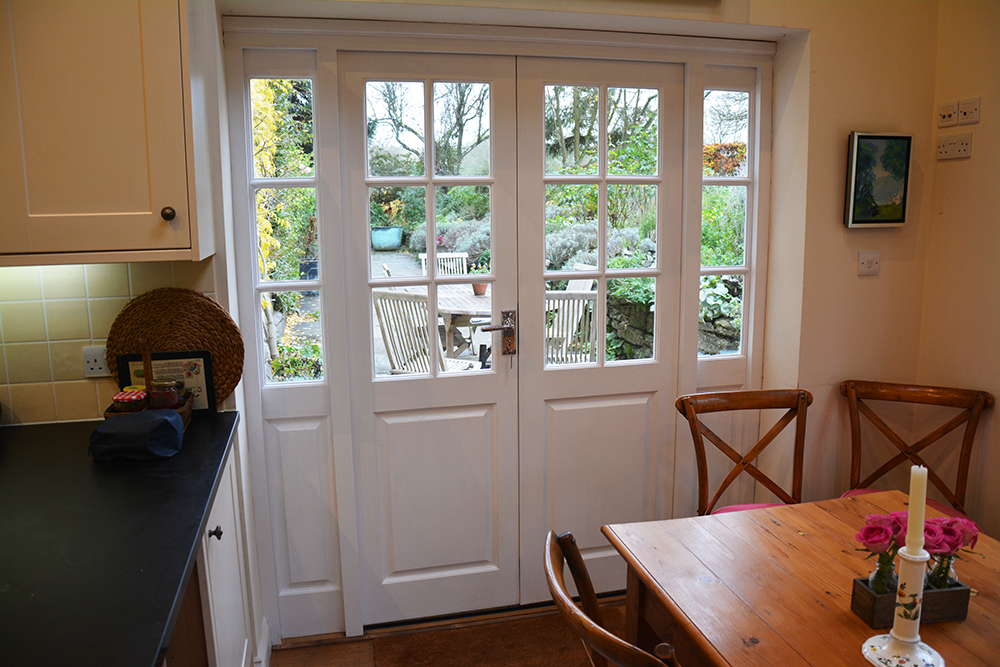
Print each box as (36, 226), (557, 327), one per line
(545, 291), (597, 365)
(418, 252), (469, 276)
(840, 380), (994, 515)
(544, 531), (679, 667)
(372, 289), (433, 373)
(675, 390), (813, 515)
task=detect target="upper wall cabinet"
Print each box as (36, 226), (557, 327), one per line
(0, 0), (214, 265)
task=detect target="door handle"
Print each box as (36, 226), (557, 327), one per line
(481, 310), (516, 355)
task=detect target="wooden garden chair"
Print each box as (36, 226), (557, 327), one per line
(418, 251), (468, 276)
(545, 531), (679, 667)
(372, 289), (478, 373)
(840, 380), (994, 517)
(544, 290), (597, 365)
(675, 389), (813, 515)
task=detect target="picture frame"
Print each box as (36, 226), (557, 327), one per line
(116, 350), (216, 412)
(844, 132), (913, 228)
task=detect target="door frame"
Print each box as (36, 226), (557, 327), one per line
(224, 16), (774, 642)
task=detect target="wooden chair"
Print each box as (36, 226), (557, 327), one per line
(566, 263), (597, 292)
(372, 289), (478, 373)
(544, 531), (679, 667)
(545, 290), (597, 364)
(840, 380), (994, 517)
(418, 251), (468, 276)
(675, 389), (813, 515)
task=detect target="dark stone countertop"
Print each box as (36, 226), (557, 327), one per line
(0, 411), (240, 667)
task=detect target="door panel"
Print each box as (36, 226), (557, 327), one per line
(516, 57), (685, 602)
(339, 52), (519, 625)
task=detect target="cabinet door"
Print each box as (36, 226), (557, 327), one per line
(0, 0), (191, 255)
(200, 454), (251, 667)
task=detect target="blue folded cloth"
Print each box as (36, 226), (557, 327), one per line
(89, 410), (184, 461)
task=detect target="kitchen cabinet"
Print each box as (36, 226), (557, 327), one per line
(199, 448), (253, 667)
(0, 0), (214, 265)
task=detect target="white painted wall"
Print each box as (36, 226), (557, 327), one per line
(920, 0), (999, 534)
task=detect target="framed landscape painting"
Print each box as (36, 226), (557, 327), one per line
(844, 132), (912, 228)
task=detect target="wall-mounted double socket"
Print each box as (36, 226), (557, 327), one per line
(958, 97), (981, 125)
(937, 132), (973, 160)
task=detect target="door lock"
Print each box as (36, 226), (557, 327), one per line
(481, 310), (516, 355)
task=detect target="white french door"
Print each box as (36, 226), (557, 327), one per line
(339, 53), (684, 622)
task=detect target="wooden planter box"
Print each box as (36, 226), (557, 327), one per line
(851, 577), (971, 628)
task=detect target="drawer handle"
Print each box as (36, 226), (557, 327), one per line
(208, 525), (223, 541)
(160, 206), (177, 221)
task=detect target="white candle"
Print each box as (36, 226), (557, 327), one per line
(905, 465), (927, 555)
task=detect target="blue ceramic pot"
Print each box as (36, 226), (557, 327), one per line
(371, 226), (403, 250)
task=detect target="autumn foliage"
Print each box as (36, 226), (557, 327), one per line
(703, 142), (747, 176)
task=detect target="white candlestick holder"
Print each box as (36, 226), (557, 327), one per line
(863, 547), (944, 666)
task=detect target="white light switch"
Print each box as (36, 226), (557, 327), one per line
(859, 251), (880, 276)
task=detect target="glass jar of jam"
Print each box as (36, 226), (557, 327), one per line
(148, 380), (181, 409)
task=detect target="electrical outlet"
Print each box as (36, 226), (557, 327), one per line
(937, 101), (958, 127)
(958, 96), (981, 125)
(937, 131), (973, 160)
(858, 251), (880, 277)
(83, 346), (111, 377)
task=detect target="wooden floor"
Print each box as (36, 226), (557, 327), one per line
(270, 597), (625, 667)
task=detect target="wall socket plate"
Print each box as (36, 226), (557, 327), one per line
(958, 97), (981, 125)
(937, 101), (958, 127)
(83, 346), (111, 377)
(858, 251), (880, 276)
(937, 131), (972, 160)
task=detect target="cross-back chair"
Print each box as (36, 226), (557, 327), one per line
(840, 380), (994, 517)
(418, 251), (468, 276)
(372, 289), (478, 374)
(675, 389), (813, 515)
(545, 531), (679, 667)
(545, 290), (597, 364)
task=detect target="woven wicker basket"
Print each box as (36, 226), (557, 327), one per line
(106, 288), (244, 406)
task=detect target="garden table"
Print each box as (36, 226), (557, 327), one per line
(602, 491), (1000, 666)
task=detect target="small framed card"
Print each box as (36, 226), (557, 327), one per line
(116, 350), (216, 412)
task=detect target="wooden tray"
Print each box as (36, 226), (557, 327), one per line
(104, 391), (194, 431)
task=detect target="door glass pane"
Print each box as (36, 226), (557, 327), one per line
(369, 186), (425, 267)
(439, 282), (493, 373)
(703, 90), (749, 177)
(434, 185), (491, 276)
(434, 83), (490, 176)
(699, 274), (743, 356)
(607, 277), (655, 361)
(263, 290), (324, 383)
(607, 87), (658, 176)
(367, 81), (425, 176)
(544, 284), (597, 367)
(607, 184), (656, 266)
(250, 79), (314, 179)
(545, 184), (598, 271)
(544, 85), (599, 175)
(255, 188), (318, 283)
(701, 185), (746, 267)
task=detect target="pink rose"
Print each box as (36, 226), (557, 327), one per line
(923, 522), (948, 555)
(952, 517), (980, 549)
(937, 524), (965, 556)
(866, 513), (906, 547)
(857, 524), (895, 553)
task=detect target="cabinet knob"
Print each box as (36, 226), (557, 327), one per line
(208, 525), (223, 541)
(160, 206), (177, 221)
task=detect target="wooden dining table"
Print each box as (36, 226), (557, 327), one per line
(602, 491), (1000, 666)
(436, 283), (491, 357)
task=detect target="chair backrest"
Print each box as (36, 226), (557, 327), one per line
(566, 263), (597, 292)
(544, 531), (679, 667)
(418, 252), (468, 276)
(675, 389), (813, 515)
(545, 290), (597, 364)
(372, 289), (436, 373)
(840, 380), (995, 515)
